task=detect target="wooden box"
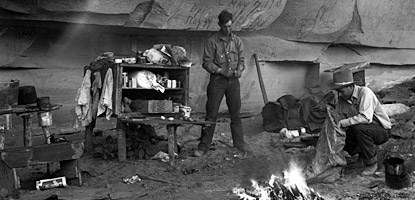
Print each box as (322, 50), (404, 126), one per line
(130, 100), (173, 113)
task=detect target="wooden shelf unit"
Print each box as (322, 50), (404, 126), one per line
(114, 63), (190, 116)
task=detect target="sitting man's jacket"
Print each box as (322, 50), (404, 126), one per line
(337, 85), (392, 129)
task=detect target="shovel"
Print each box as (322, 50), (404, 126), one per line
(254, 54), (268, 105)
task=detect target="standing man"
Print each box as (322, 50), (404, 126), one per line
(194, 10), (246, 157)
(333, 70), (392, 176)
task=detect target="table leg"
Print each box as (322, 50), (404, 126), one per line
(22, 114), (33, 147)
(117, 120), (127, 162)
(0, 160), (19, 199)
(0, 131), (4, 150)
(167, 125), (177, 166)
(84, 120), (96, 153)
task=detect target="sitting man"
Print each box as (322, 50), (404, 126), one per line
(332, 70), (392, 176)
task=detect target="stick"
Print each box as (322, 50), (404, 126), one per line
(254, 54), (268, 105)
(138, 174), (188, 187)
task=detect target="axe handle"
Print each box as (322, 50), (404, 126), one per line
(254, 54), (268, 105)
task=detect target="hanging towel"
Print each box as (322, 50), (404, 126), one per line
(97, 68), (113, 120)
(75, 69), (92, 126)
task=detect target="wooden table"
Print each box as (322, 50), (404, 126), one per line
(0, 104), (83, 198)
(0, 104), (62, 147)
(117, 117), (216, 166)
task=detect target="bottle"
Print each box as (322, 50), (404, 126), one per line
(122, 73), (128, 87)
(135, 51), (142, 64)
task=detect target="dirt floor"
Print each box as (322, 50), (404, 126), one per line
(6, 109), (415, 200)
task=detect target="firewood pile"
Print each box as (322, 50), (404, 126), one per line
(92, 125), (168, 160)
(126, 125), (168, 160)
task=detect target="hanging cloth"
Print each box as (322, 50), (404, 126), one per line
(97, 68), (113, 119)
(75, 69), (92, 127)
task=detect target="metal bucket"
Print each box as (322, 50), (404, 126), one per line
(0, 80), (19, 108)
(383, 156), (411, 189)
(384, 156), (405, 176)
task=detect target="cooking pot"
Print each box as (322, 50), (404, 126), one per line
(300, 135), (319, 146)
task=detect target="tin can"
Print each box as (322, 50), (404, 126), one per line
(167, 80), (172, 88)
(132, 78), (137, 88)
(36, 177), (67, 190)
(173, 103), (181, 113)
(179, 106), (192, 118)
(172, 80), (177, 88)
(38, 111), (52, 127)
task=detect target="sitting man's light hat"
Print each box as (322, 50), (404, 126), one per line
(332, 70), (354, 89)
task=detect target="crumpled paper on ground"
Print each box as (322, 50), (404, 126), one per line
(122, 174), (141, 184)
(151, 151), (178, 162)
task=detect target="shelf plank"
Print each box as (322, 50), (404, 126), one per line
(0, 140), (84, 168)
(122, 87), (182, 90)
(121, 63), (190, 70)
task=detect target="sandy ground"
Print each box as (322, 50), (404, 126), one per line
(7, 113), (415, 200)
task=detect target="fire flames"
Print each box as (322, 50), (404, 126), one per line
(233, 163), (324, 200)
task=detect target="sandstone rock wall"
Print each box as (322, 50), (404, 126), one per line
(0, 0), (287, 31)
(1, 0), (415, 128)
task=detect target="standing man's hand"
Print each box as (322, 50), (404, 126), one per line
(216, 68), (232, 77)
(234, 69), (242, 78)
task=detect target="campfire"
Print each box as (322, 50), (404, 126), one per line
(233, 162), (325, 200)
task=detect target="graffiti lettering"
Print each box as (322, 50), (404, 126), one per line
(182, 4), (213, 29)
(170, 0), (285, 30)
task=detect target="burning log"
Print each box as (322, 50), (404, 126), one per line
(233, 163), (325, 200)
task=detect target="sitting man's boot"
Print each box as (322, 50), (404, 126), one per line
(361, 163), (378, 176)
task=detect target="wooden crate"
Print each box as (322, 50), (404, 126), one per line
(130, 99), (173, 113)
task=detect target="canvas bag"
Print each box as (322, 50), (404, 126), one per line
(261, 95), (304, 132)
(306, 105), (347, 182)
